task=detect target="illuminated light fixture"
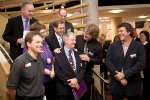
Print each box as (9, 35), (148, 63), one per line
(72, 23), (78, 25)
(146, 19), (150, 21)
(45, 7), (48, 10)
(99, 17), (110, 20)
(67, 13), (73, 17)
(108, 9), (124, 14)
(138, 15), (148, 19)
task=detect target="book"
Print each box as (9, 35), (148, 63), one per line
(72, 80), (87, 100)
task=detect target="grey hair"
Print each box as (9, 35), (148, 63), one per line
(62, 32), (75, 40)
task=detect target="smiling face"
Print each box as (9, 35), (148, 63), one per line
(54, 23), (65, 36)
(27, 34), (43, 54)
(117, 27), (130, 41)
(84, 31), (93, 41)
(140, 33), (147, 43)
(64, 33), (76, 49)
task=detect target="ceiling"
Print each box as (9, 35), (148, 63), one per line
(0, 0), (150, 24)
(99, 4), (150, 19)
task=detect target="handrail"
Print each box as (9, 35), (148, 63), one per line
(0, 44), (13, 64)
(93, 70), (110, 84)
(0, 44), (12, 76)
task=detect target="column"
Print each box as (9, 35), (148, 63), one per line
(83, 0), (99, 26)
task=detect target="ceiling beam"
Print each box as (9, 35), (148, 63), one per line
(0, 0), (54, 9)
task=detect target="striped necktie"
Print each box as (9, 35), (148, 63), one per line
(68, 49), (75, 71)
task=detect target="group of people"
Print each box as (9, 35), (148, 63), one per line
(3, 1), (102, 100)
(2, 1), (150, 100)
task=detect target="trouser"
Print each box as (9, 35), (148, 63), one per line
(81, 77), (94, 100)
(112, 93), (139, 100)
(44, 79), (56, 100)
(56, 95), (75, 100)
(16, 95), (43, 100)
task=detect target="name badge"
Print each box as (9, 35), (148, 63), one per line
(25, 62), (31, 68)
(130, 53), (136, 58)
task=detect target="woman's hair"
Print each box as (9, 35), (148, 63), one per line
(85, 24), (99, 38)
(30, 21), (46, 31)
(140, 31), (150, 41)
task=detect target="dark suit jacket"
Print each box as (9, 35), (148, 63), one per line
(2, 16), (37, 60)
(49, 21), (74, 35)
(143, 42), (150, 95)
(76, 35), (102, 81)
(45, 33), (61, 53)
(144, 42), (150, 73)
(106, 40), (145, 96)
(54, 48), (85, 95)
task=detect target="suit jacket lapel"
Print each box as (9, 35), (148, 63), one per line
(118, 41), (125, 58)
(53, 34), (61, 48)
(74, 51), (80, 73)
(18, 16), (24, 34)
(125, 40), (134, 58)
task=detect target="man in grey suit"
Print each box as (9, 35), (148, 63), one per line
(106, 22), (145, 100)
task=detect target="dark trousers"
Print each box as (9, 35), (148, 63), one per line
(16, 95), (43, 100)
(81, 77), (93, 100)
(56, 95), (75, 100)
(44, 79), (56, 100)
(112, 93), (140, 100)
(128, 96), (139, 100)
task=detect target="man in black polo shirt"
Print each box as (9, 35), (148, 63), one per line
(7, 31), (44, 100)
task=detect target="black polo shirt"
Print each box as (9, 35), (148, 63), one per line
(7, 52), (44, 97)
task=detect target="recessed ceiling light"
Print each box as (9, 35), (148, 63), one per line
(146, 19), (150, 21)
(99, 17), (110, 20)
(108, 9), (124, 14)
(138, 15), (148, 19)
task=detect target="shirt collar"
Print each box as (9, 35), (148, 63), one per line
(55, 33), (62, 39)
(64, 47), (70, 54)
(25, 51), (41, 62)
(22, 16), (29, 22)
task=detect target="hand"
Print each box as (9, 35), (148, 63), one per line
(17, 38), (23, 44)
(120, 79), (128, 86)
(50, 67), (55, 78)
(79, 54), (90, 62)
(114, 70), (125, 81)
(44, 68), (51, 75)
(67, 78), (79, 89)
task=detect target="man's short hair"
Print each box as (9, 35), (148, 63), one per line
(63, 32), (74, 39)
(21, 0), (33, 9)
(118, 22), (134, 37)
(85, 24), (99, 38)
(52, 20), (64, 28)
(58, 7), (66, 14)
